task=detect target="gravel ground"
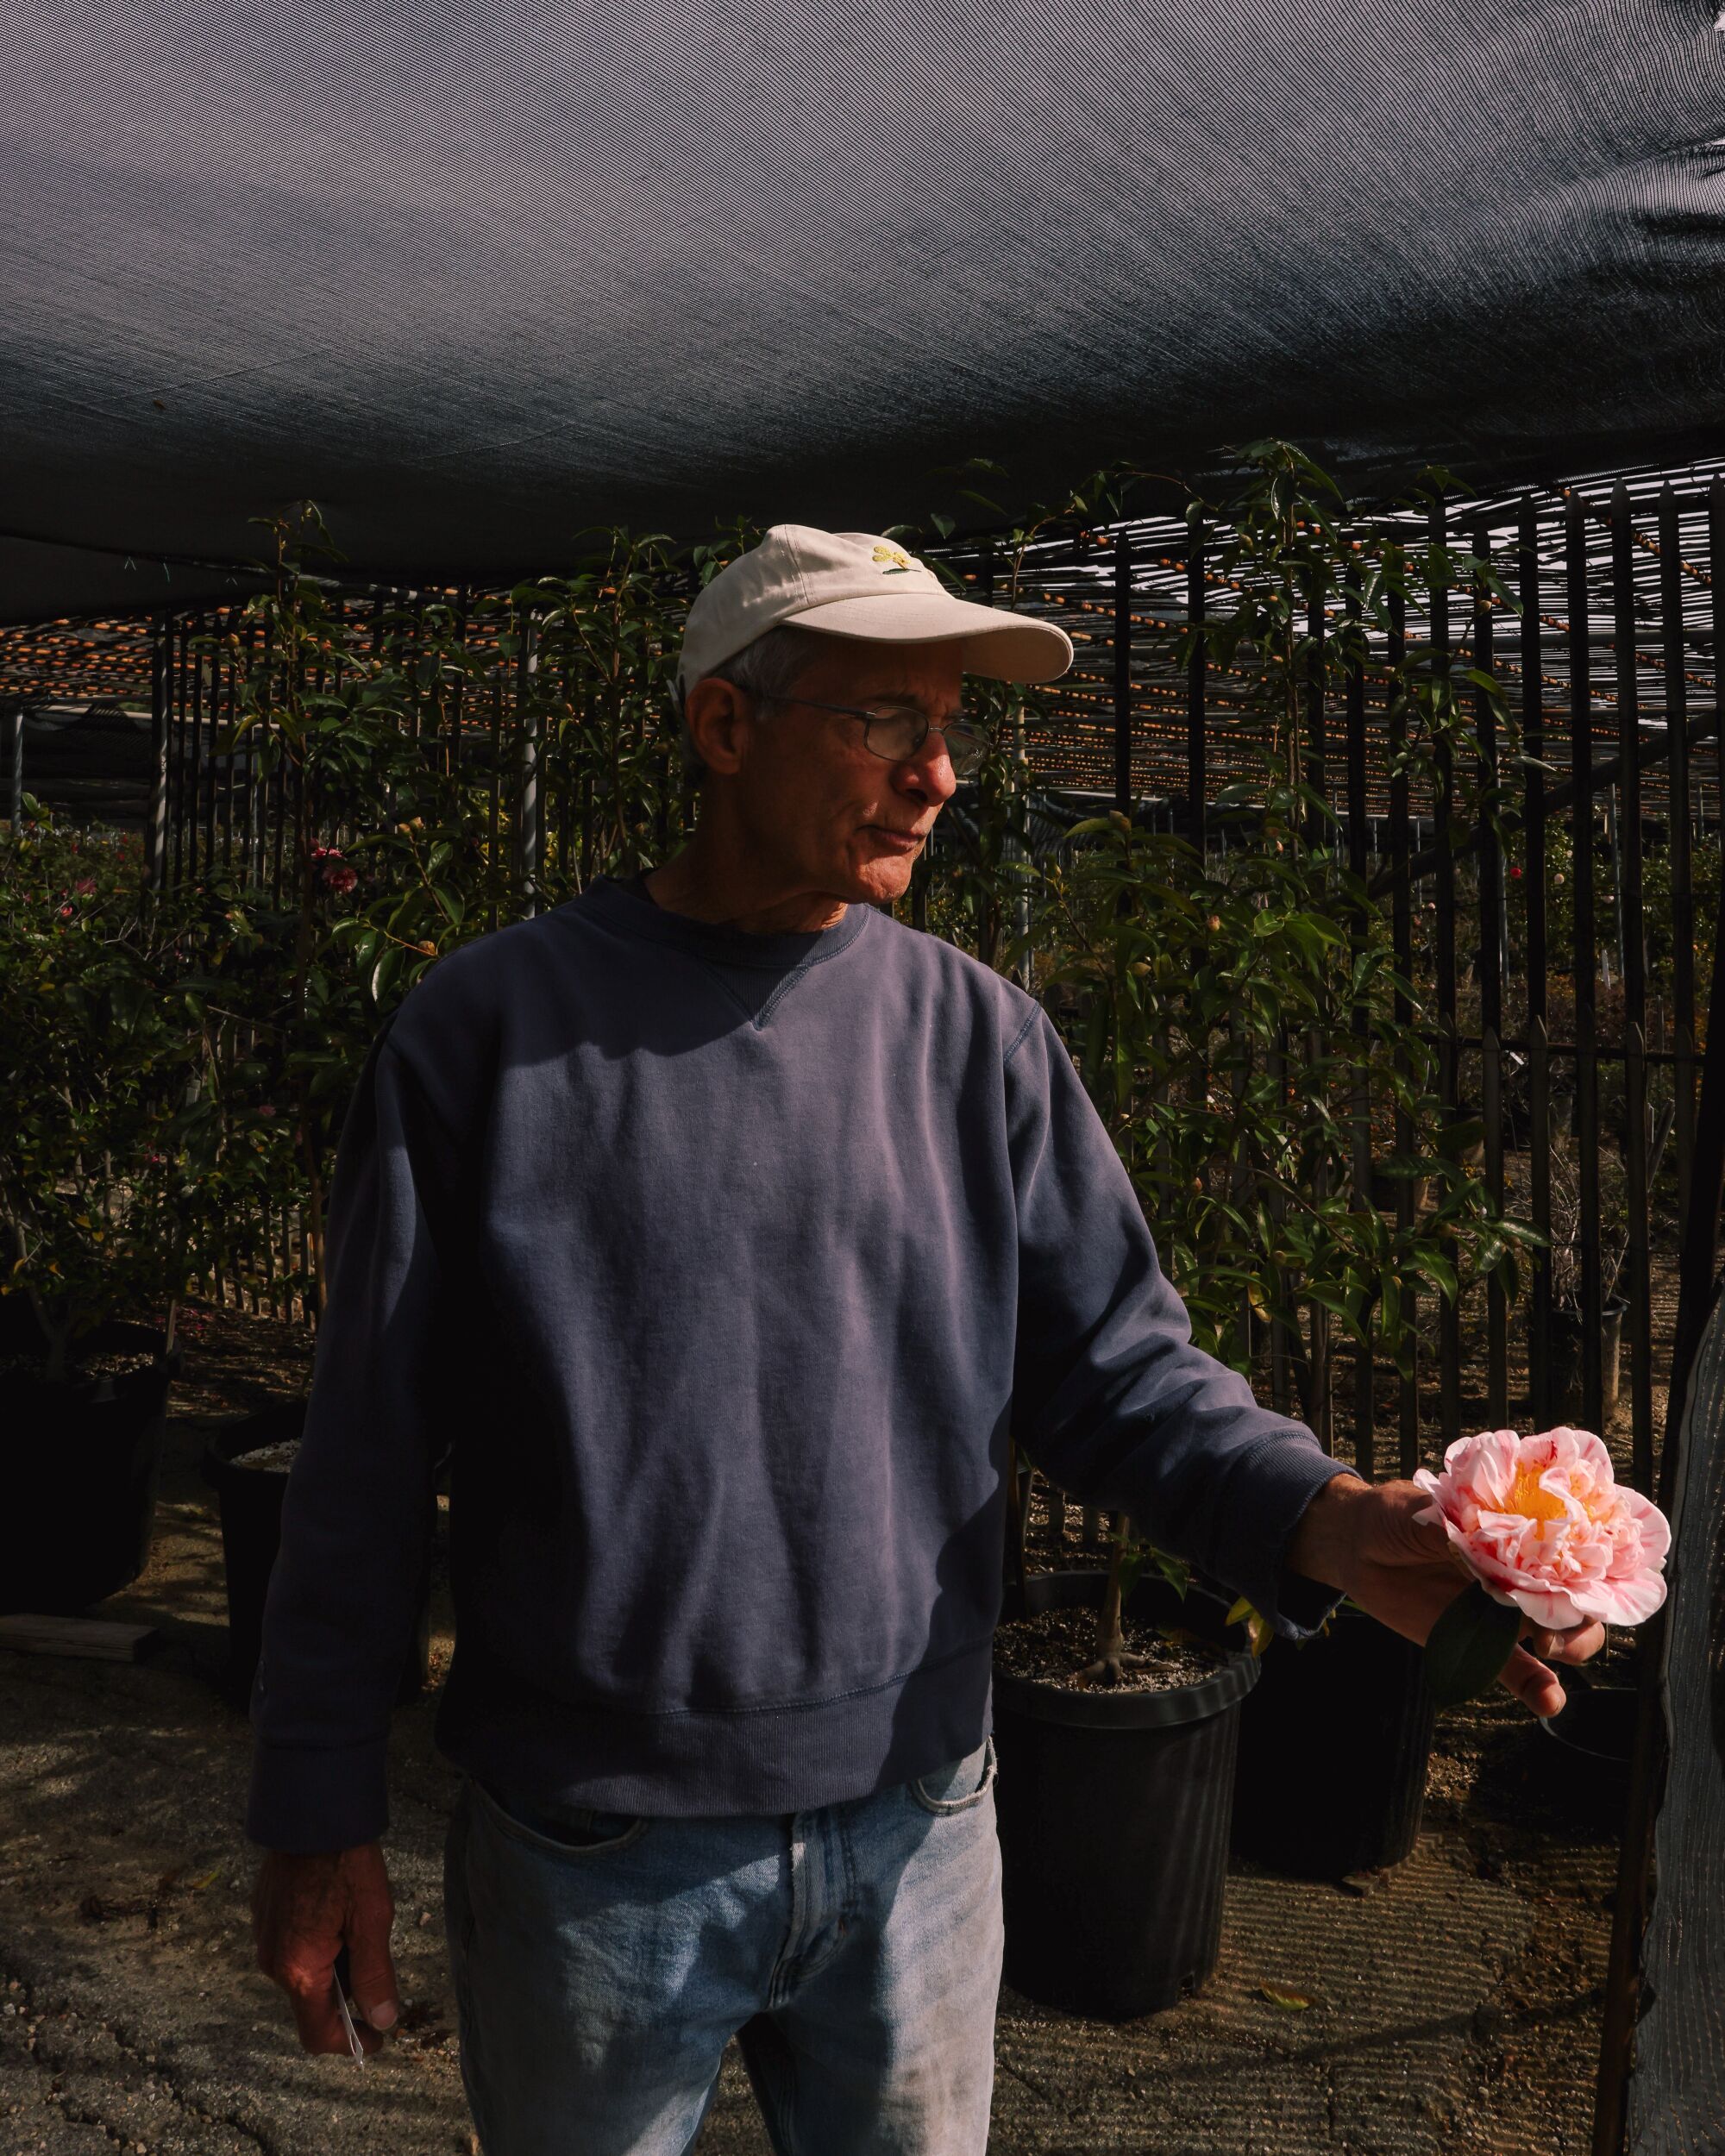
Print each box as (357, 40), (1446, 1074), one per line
(0, 1300), (1628, 2155)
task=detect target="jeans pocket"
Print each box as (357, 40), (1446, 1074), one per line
(909, 1734), (997, 1816)
(470, 1775), (651, 1857)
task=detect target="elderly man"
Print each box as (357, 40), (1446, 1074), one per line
(248, 525), (1602, 2155)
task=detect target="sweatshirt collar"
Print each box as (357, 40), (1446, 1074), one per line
(575, 874), (875, 974)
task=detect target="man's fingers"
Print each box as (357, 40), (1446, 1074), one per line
(344, 1891), (400, 2032)
(1500, 1644), (1567, 1719)
(282, 1966), (354, 2056)
(1526, 1618), (1607, 1665)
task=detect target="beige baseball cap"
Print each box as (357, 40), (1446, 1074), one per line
(676, 524), (1073, 699)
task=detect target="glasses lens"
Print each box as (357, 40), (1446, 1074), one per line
(863, 705), (988, 776)
(942, 724), (988, 778)
(862, 705), (925, 761)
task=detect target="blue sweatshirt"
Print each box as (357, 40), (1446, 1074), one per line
(247, 873), (1350, 1851)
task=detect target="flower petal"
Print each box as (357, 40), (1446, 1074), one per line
(1509, 1585), (1583, 1629)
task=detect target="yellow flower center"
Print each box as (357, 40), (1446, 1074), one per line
(1506, 1460), (1613, 1526)
(1508, 1464), (1570, 1522)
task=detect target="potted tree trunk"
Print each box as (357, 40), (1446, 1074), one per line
(1541, 1115), (1659, 1424)
(992, 1531), (1258, 2019)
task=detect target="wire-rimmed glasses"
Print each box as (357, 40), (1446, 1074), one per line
(751, 691), (994, 779)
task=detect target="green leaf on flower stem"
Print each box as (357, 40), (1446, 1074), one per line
(1424, 1581), (1522, 1706)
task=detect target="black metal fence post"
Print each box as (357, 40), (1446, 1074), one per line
(1186, 514), (1206, 846)
(1430, 495), (1462, 1446)
(145, 614), (168, 888)
(199, 610), (218, 879)
(1475, 520), (1508, 1424)
(518, 613), (543, 918)
(1388, 575), (1420, 1475)
(1521, 496), (1552, 1425)
(1113, 528), (1132, 819)
(1614, 482), (1653, 1494)
(1567, 495), (1603, 1432)
(3, 701), (22, 835)
(1661, 486), (1697, 1238)
(1345, 562), (1374, 1476)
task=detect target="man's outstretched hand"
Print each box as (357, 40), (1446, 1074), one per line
(1284, 1473), (1607, 1718)
(252, 1842), (400, 2056)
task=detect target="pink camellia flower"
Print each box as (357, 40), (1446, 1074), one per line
(1414, 1426), (1670, 1630)
(323, 863), (358, 896)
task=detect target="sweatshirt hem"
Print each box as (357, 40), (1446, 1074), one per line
(434, 1638), (996, 1819)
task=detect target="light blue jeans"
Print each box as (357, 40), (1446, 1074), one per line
(442, 1738), (1002, 2156)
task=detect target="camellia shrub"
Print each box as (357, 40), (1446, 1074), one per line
(185, 509), (729, 1310)
(0, 816), (246, 1376)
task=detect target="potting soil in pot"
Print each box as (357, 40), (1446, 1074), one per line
(994, 1607), (1227, 1692)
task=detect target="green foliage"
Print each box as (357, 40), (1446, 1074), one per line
(900, 461), (1145, 968)
(1028, 443), (1539, 1423)
(202, 508), (718, 1308)
(520, 527), (706, 895)
(0, 822), (247, 1376)
(1176, 441), (1515, 824)
(1031, 812), (1530, 1395)
(1637, 827), (1719, 999)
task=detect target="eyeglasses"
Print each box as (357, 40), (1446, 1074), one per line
(750, 691), (994, 779)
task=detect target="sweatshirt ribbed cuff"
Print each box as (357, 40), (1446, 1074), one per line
(1220, 1434), (1357, 1643)
(245, 1736), (391, 1852)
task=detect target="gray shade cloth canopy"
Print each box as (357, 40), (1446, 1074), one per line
(4, 0), (1725, 624)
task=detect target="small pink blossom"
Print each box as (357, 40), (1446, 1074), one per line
(1414, 1426), (1670, 1630)
(323, 863), (358, 896)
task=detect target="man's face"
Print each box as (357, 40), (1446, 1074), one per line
(706, 639), (969, 908)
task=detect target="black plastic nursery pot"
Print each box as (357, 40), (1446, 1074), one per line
(992, 1569), (1259, 2021)
(0, 1321), (178, 1616)
(1546, 1298), (1627, 1423)
(1226, 1596), (1438, 1880)
(201, 1401), (432, 1708)
(1538, 1664), (1636, 1781)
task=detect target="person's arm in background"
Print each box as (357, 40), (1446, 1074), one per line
(248, 1018), (465, 2053)
(1002, 1006), (1604, 1707)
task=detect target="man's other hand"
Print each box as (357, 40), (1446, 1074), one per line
(252, 1842), (400, 2056)
(1286, 1474), (1608, 1719)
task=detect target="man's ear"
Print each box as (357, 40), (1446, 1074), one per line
(683, 679), (754, 778)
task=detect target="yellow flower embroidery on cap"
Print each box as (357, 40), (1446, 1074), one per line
(872, 542), (915, 574)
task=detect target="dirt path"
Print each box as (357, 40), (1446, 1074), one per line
(1, 1301), (1627, 2154)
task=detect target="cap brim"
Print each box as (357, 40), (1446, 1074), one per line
(787, 592), (1073, 686)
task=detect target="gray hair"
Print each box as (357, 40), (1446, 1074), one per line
(675, 622), (832, 783)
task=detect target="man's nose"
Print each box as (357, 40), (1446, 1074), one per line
(896, 731), (962, 804)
